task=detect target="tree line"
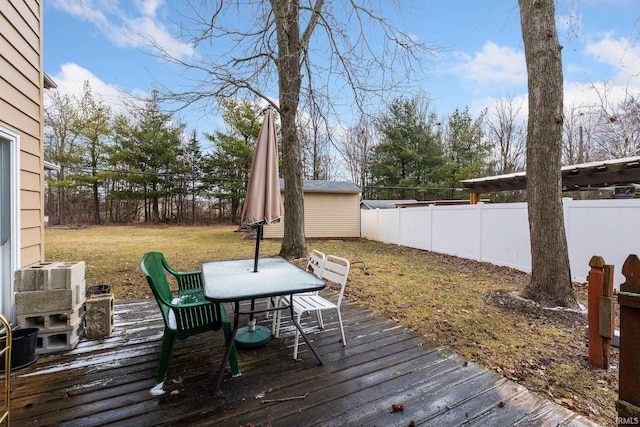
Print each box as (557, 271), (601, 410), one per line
(44, 82), (640, 226)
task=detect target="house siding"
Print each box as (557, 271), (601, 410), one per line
(0, 0), (45, 267)
(263, 192), (361, 239)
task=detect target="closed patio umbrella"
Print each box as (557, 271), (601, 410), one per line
(236, 106), (281, 348)
(241, 106), (281, 271)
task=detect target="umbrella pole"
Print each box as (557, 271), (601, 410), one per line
(253, 225), (262, 273)
(235, 224), (272, 349)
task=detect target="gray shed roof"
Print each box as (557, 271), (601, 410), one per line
(360, 200), (417, 210)
(279, 179), (361, 193)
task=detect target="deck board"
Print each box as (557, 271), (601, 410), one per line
(6, 294), (599, 426)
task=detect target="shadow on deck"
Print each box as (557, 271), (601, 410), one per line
(8, 293), (599, 426)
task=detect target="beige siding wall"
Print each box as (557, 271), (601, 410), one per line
(264, 192), (361, 239)
(0, 0), (45, 267)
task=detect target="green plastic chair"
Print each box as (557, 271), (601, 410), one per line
(141, 252), (240, 391)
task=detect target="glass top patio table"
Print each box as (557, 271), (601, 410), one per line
(202, 257), (325, 302)
(201, 256), (326, 394)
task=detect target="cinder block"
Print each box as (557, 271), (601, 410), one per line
(36, 322), (84, 355)
(15, 289), (86, 315)
(49, 262), (86, 290)
(14, 262), (56, 292)
(86, 294), (115, 340)
(73, 280), (87, 307)
(15, 262), (86, 292)
(17, 301), (85, 332)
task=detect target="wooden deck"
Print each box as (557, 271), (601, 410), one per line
(9, 293), (599, 426)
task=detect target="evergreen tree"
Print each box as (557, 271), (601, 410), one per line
(370, 97), (443, 200)
(203, 99), (263, 223)
(182, 129), (204, 224)
(128, 91), (185, 223)
(73, 82), (113, 224)
(440, 107), (492, 198)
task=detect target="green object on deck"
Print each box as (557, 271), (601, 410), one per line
(141, 252), (241, 389)
(234, 324), (272, 349)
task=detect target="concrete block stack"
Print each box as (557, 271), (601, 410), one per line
(14, 262), (86, 354)
(85, 294), (114, 340)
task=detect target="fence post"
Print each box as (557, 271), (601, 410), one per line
(617, 254), (640, 422)
(477, 202), (483, 263)
(587, 256), (614, 368)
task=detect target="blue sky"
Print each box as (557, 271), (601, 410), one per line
(43, 0), (640, 137)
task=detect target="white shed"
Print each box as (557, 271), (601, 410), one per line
(263, 180), (361, 239)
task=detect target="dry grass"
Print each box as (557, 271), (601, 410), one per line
(45, 224), (617, 426)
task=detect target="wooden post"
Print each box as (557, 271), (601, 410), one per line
(617, 254), (640, 422)
(469, 192), (480, 205)
(587, 256), (614, 368)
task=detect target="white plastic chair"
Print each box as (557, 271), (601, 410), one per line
(272, 250), (325, 335)
(305, 249), (326, 278)
(289, 254), (350, 359)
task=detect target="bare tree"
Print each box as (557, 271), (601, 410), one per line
(299, 108), (333, 180)
(152, 1), (434, 258)
(486, 95), (526, 174)
(562, 103), (598, 165)
(340, 115), (377, 196)
(591, 83), (640, 159)
(44, 90), (84, 224)
(519, 0), (576, 307)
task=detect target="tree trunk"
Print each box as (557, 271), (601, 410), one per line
(192, 176), (196, 224)
(151, 183), (160, 223)
(231, 192), (239, 224)
(273, 0), (307, 259)
(519, 0), (576, 307)
(92, 180), (100, 225)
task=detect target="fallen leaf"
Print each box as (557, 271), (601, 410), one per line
(391, 403), (405, 412)
(559, 398), (576, 410)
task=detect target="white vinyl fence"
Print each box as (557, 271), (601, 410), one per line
(361, 198), (640, 289)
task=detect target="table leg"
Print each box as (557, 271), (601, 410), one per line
(214, 302), (240, 394)
(289, 303), (324, 365)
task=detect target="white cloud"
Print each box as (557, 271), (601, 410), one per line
(471, 93), (529, 124)
(49, 0), (112, 29)
(48, 63), (144, 116)
(585, 34), (640, 88)
(136, 0), (163, 17)
(49, 0), (195, 61)
(456, 41), (527, 87)
(462, 34), (640, 127)
(556, 12), (582, 37)
(474, 80), (633, 132)
(564, 81), (606, 109)
(122, 15), (196, 60)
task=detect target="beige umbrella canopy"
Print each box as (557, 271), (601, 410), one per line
(241, 107), (281, 231)
(237, 107), (281, 348)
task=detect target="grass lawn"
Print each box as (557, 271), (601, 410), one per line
(45, 224), (617, 426)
